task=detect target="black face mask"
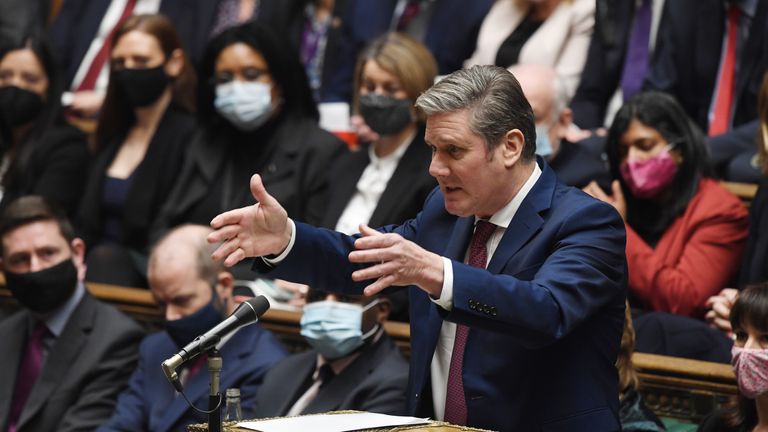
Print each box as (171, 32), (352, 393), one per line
(359, 93), (413, 136)
(5, 259), (78, 314)
(0, 85), (44, 127)
(113, 65), (169, 108)
(165, 297), (225, 349)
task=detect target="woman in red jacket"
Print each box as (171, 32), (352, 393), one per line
(584, 91), (748, 317)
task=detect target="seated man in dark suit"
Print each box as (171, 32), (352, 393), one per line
(0, 196), (144, 432)
(253, 289), (408, 417)
(207, 65), (627, 431)
(510, 63), (610, 190)
(98, 224), (287, 432)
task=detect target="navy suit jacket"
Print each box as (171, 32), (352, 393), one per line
(255, 159), (627, 431)
(98, 324), (286, 432)
(321, 0), (493, 102)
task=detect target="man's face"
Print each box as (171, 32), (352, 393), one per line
(426, 109), (518, 218)
(1, 220), (84, 277)
(305, 291), (389, 333)
(149, 263), (215, 321)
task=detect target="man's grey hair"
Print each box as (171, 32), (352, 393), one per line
(415, 65), (536, 160)
(150, 224), (222, 288)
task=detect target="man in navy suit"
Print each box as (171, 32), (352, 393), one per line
(98, 225), (286, 432)
(208, 65), (627, 431)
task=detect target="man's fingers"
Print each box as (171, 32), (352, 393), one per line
(208, 224), (243, 245)
(210, 208), (246, 231)
(211, 237), (241, 261)
(224, 247), (246, 268)
(351, 261), (397, 282)
(363, 275), (396, 296)
(712, 317), (732, 332)
(359, 224), (382, 237)
(250, 174), (279, 208)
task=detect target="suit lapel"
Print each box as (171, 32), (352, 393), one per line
(0, 313), (28, 429)
(487, 161), (554, 274)
(17, 296), (94, 429)
(369, 134), (429, 227)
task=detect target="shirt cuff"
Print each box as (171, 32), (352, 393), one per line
(262, 219), (296, 265)
(430, 257), (454, 311)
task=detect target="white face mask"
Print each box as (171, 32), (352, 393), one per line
(214, 81), (274, 131)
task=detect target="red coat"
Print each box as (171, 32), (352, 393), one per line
(627, 178), (749, 317)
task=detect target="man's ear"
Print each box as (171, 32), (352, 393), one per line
(215, 271), (235, 306)
(375, 297), (392, 323)
(500, 129), (525, 168)
(71, 238), (86, 281)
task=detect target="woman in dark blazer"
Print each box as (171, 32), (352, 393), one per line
(77, 14), (197, 287)
(320, 33), (438, 321)
(152, 22), (345, 249)
(0, 35), (89, 216)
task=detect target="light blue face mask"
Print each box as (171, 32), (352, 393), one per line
(300, 299), (380, 360)
(534, 124), (553, 157)
(214, 80), (273, 131)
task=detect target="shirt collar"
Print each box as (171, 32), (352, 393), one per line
(43, 281), (86, 337)
(479, 161), (542, 229)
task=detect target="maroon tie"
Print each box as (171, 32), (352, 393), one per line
(444, 220), (497, 425)
(8, 322), (48, 432)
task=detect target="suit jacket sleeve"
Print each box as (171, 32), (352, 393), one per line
(96, 339), (151, 432)
(58, 318), (144, 432)
(30, 125), (90, 216)
(627, 181), (749, 317)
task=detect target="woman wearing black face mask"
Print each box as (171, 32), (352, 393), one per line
(0, 35), (89, 216)
(77, 14), (197, 288)
(319, 33), (438, 322)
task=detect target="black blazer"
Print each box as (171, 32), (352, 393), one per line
(644, 0), (768, 131)
(320, 129), (435, 230)
(0, 121), (89, 216)
(77, 107), (195, 252)
(252, 332), (409, 417)
(152, 115), (346, 240)
(570, 0), (636, 129)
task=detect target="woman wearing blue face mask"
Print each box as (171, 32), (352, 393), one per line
(698, 282), (768, 432)
(583, 92), (748, 318)
(77, 14), (197, 288)
(152, 22), (346, 255)
(320, 34), (437, 321)
(0, 35), (89, 217)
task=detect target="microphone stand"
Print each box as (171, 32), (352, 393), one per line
(208, 348), (223, 432)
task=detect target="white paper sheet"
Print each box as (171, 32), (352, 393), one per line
(237, 412), (431, 432)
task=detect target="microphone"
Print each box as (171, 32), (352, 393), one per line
(161, 295), (270, 391)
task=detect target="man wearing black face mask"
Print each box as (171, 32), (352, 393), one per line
(98, 224), (287, 432)
(0, 196), (144, 432)
(252, 289), (408, 418)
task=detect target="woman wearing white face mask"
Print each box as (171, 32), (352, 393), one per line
(153, 22), (346, 255)
(583, 92), (748, 318)
(698, 282), (768, 432)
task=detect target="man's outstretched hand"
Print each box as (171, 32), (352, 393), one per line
(208, 174), (292, 267)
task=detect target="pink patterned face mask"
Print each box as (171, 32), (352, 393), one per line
(619, 147), (678, 199)
(732, 346), (768, 399)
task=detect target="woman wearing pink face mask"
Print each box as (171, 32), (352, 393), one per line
(584, 91), (748, 318)
(698, 282), (768, 432)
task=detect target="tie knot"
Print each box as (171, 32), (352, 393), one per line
(31, 321), (48, 342)
(473, 220), (497, 244)
(317, 363), (335, 387)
